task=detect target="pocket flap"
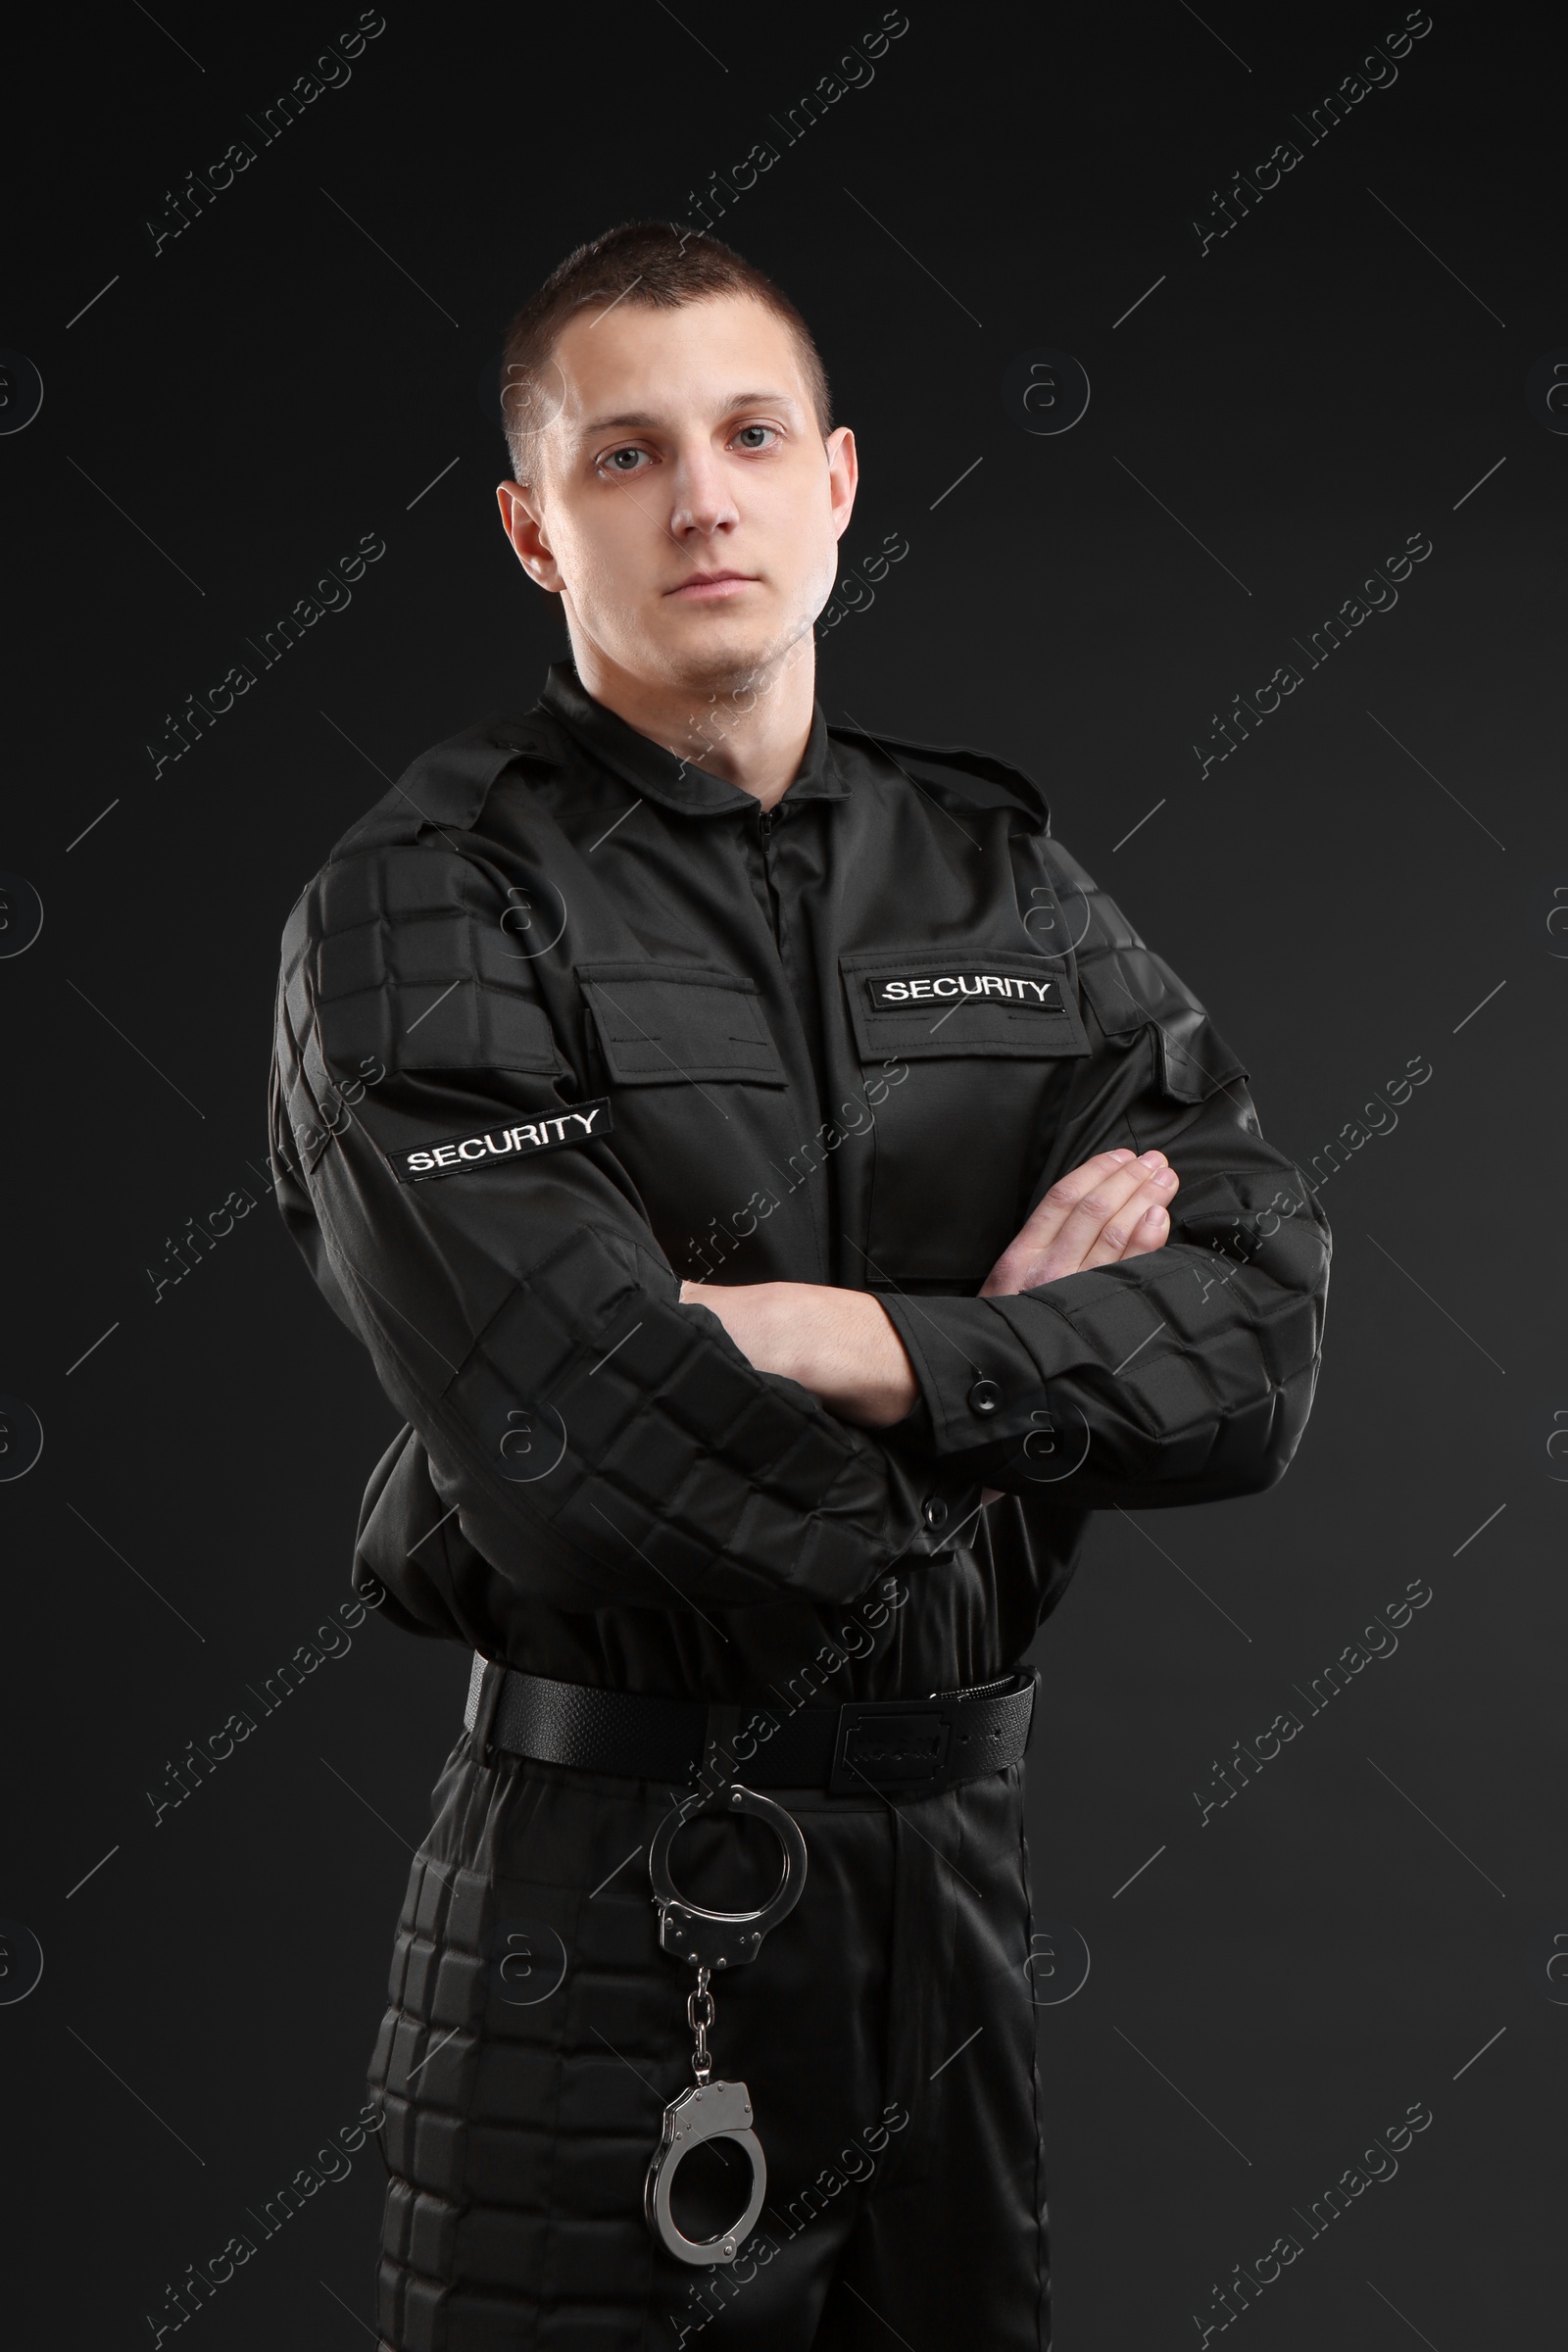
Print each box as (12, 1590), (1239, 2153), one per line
(576, 960), (788, 1086)
(838, 944), (1090, 1062)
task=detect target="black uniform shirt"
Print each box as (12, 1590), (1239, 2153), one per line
(269, 662), (1330, 1701)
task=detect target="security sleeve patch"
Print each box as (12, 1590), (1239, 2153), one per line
(388, 1100), (612, 1184)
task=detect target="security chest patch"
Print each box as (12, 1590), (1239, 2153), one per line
(389, 1100), (612, 1183)
(866, 972), (1064, 1011)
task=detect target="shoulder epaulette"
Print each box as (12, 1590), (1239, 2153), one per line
(828, 722), (1052, 831)
(326, 710), (564, 865)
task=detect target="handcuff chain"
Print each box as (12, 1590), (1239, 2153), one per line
(687, 1967), (714, 2084)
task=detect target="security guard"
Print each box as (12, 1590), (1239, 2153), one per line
(270, 223), (1330, 2350)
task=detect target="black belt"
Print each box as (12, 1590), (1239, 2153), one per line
(464, 1654), (1038, 1800)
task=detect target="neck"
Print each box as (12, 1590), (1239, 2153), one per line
(566, 628), (817, 810)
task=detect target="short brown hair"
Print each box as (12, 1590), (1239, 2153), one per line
(497, 220), (833, 484)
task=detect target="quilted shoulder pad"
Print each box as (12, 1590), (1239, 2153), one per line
(306, 843), (564, 1076)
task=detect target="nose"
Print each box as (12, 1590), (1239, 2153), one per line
(667, 439), (739, 546)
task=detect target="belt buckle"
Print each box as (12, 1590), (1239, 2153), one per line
(829, 1699), (952, 1797)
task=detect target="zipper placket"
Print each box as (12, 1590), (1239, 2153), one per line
(755, 802), (782, 948)
(747, 792), (838, 1282)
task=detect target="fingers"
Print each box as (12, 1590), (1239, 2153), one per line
(1077, 1155), (1180, 1270)
(1110, 1196), (1173, 1265)
(979, 1149), (1180, 1295)
(1004, 1149), (1145, 1263)
(1035, 1150), (1179, 1280)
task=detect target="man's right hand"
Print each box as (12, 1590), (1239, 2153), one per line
(979, 1149), (1180, 1298)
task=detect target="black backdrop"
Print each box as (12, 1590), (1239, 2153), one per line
(4, 3), (1563, 2345)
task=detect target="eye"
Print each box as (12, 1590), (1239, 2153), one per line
(732, 423), (780, 453)
(597, 445), (653, 478)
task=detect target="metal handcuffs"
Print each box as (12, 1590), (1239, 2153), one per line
(644, 1782), (808, 2266)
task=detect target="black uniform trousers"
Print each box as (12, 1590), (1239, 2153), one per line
(368, 1722), (1051, 2349)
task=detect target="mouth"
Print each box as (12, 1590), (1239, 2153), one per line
(663, 570), (759, 601)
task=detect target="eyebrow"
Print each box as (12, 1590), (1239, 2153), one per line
(574, 390), (803, 440)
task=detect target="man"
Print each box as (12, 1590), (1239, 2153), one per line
(270, 221), (1329, 2350)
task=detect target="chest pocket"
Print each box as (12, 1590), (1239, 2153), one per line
(575, 961), (788, 1087)
(572, 960), (791, 1282)
(840, 943), (1091, 1283)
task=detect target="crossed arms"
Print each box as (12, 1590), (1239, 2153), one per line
(273, 827), (1331, 1617)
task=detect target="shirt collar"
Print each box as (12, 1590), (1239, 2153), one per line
(538, 661), (848, 815)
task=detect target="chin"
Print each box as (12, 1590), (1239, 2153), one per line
(651, 621), (785, 697)
(661, 602), (817, 697)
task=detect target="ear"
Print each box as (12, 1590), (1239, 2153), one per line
(496, 479), (564, 594)
(824, 425), (858, 544)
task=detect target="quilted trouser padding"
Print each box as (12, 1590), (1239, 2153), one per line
(365, 1727), (1051, 2349)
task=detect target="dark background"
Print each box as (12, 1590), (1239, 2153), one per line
(3, 2), (1563, 2344)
